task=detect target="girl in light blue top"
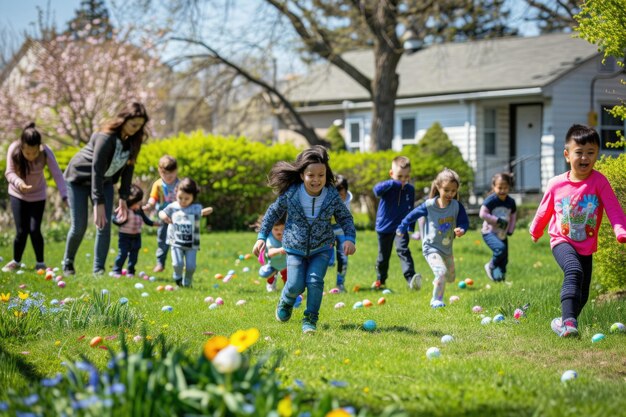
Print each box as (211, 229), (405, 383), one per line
(252, 146), (356, 334)
(397, 168), (469, 308)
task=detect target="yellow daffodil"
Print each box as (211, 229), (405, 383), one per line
(0, 293), (9, 302)
(277, 395), (293, 417)
(325, 409), (351, 417)
(203, 335), (229, 361)
(14, 311), (24, 318)
(18, 291), (29, 300)
(229, 328), (260, 353)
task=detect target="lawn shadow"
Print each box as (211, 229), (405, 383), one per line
(337, 323), (423, 335)
(0, 343), (44, 383)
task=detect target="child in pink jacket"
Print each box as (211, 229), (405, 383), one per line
(529, 124), (626, 337)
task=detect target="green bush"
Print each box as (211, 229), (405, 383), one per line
(326, 123), (347, 152)
(594, 154), (626, 291)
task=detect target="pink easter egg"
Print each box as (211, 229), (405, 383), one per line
(58, 281), (66, 288)
(165, 285), (174, 291)
(449, 295), (460, 303)
(215, 297), (224, 305)
(472, 305), (483, 314)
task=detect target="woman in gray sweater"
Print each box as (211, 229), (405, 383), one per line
(62, 102), (149, 276)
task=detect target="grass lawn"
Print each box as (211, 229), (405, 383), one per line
(1, 229), (625, 416)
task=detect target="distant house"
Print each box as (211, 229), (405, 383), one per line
(283, 33), (626, 194)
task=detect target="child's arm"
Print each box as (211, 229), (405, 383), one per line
(529, 185), (555, 242)
(267, 247), (287, 257)
(143, 181), (160, 211)
(5, 143), (32, 192)
(334, 196), (357, 253)
(599, 178), (626, 243)
(396, 203), (427, 235)
(159, 208), (172, 224)
(201, 207), (213, 217)
(43, 145), (68, 202)
(373, 179), (396, 198)
(454, 203), (470, 237)
(507, 210), (517, 236)
(137, 208), (156, 227)
(253, 195), (288, 256)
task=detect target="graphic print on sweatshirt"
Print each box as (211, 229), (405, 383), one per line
(556, 194), (598, 242)
(172, 211), (195, 248)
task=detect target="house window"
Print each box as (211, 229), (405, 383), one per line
(400, 117), (416, 140)
(599, 56), (617, 73)
(346, 119), (363, 151)
(484, 108), (497, 155)
(599, 104), (625, 150)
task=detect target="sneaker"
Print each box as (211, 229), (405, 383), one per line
(408, 273), (422, 290)
(153, 264), (165, 273)
(2, 260), (20, 273)
(63, 261), (75, 276)
(551, 317), (579, 337)
(266, 280), (277, 292)
(484, 262), (495, 281)
(492, 267), (504, 281)
(275, 300), (293, 322)
(302, 318), (317, 334)
(336, 283), (346, 293)
(430, 299), (446, 309)
(175, 279), (183, 286)
(35, 262), (47, 271)
(93, 269), (105, 276)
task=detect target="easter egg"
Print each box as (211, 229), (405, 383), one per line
(382, 289), (392, 295)
(89, 336), (103, 348)
(591, 333), (605, 343)
(156, 285), (165, 292)
(244, 254), (251, 260)
(334, 302), (345, 309)
(119, 297), (129, 305)
(223, 275), (233, 283)
(610, 322), (625, 333)
(426, 347), (441, 359)
(55, 275), (63, 282)
(214, 273), (224, 280)
(329, 288), (339, 294)
(228, 270), (236, 275)
(238, 255), (245, 260)
(45, 272), (53, 281)
(363, 319), (377, 331)
(165, 285), (174, 291)
(37, 269), (45, 275)
(377, 297), (386, 305)
(352, 301), (363, 309)
(143, 275), (149, 281)
(242, 267), (250, 273)
(50, 299), (59, 305)
(204, 296), (214, 303)
(441, 335), (454, 344)
(161, 305), (173, 312)
(101, 289), (109, 295)
(208, 303), (218, 310)
(561, 370), (578, 382)
(215, 297), (224, 305)
(139, 271), (145, 277)
(121, 270), (127, 276)
(472, 305), (483, 314)
(134, 283), (144, 289)
(458, 281), (467, 289)
(362, 299), (373, 307)
(141, 292), (149, 297)
(236, 299), (246, 306)
(493, 314), (505, 323)
(513, 308), (525, 320)
(449, 295), (460, 303)
(149, 276), (156, 282)
(464, 278), (474, 286)
(481, 317), (492, 325)
(57, 281), (66, 288)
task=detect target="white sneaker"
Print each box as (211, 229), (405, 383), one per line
(266, 281), (277, 292)
(409, 273), (422, 290)
(2, 260), (19, 273)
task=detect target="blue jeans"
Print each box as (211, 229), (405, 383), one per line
(155, 223), (170, 267)
(171, 247), (197, 286)
(280, 249), (332, 323)
(483, 232), (508, 274)
(376, 232), (415, 284)
(113, 233), (142, 274)
(64, 181), (114, 273)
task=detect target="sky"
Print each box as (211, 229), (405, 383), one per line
(0, 0), (86, 37)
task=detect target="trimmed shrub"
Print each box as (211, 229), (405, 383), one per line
(594, 154), (626, 291)
(326, 123), (347, 152)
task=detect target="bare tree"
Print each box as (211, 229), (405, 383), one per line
(522, 0), (580, 33)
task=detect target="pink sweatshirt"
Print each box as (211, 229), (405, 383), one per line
(5, 141), (67, 202)
(529, 170), (626, 255)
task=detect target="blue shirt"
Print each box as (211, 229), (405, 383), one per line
(373, 180), (415, 233)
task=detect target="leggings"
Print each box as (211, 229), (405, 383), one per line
(552, 242), (593, 321)
(10, 196), (46, 263)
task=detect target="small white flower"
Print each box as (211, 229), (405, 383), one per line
(212, 345), (241, 373)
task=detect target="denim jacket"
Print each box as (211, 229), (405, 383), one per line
(258, 184), (356, 256)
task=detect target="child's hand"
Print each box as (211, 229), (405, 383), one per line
(141, 203), (152, 212)
(202, 207), (213, 216)
(454, 227), (465, 237)
(531, 236), (539, 243)
(252, 239), (266, 257)
(18, 183), (33, 192)
(396, 230), (405, 237)
(343, 241), (356, 256)
(160, 215), (172, 225)
(410, 231), (420, 240)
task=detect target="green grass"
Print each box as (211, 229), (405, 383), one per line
(1, 230), (625, 416)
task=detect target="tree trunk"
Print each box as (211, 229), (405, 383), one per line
(370, 43), (401, 151)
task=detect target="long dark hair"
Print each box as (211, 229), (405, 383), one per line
(267, 145), (335, 195)
(100, 102), (150, 164)
(11, 122), (43, 178)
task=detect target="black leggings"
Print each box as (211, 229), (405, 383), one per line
(552, 242), (593, 321)
(10, 196), (46, 263)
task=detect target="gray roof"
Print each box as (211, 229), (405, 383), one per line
(288, 33), (600, 104)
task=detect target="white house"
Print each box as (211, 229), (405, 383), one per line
(283, 33), (626, 194)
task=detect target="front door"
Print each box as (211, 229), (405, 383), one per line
(514, 105), (542, 191)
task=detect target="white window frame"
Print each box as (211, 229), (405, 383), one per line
(346, 118), (364, 152)
(396, 112), (418, 146)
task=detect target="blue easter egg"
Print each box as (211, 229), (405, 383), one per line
(591, 333), (605, 343)
(493, 314), (505, 323)
(561, 370), (577, 382)
(119, 297), (129, 305)
(161, 305), (173, 312)
(363, 320), (377, 331)
(458, 281), (467, 289)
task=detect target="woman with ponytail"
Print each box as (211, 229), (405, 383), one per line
(3, 123), (68, 272)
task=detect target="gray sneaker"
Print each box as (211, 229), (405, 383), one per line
(484, 262), (496, 281)
(408, 273), (422, 290)
(551, 317), (579, 337)
(275, 300), (293, 322)
(302, 316), (317, 334)
(2, 260), (20, 273)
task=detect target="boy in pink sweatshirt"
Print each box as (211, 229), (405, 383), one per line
(529, 124), (626, 337)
